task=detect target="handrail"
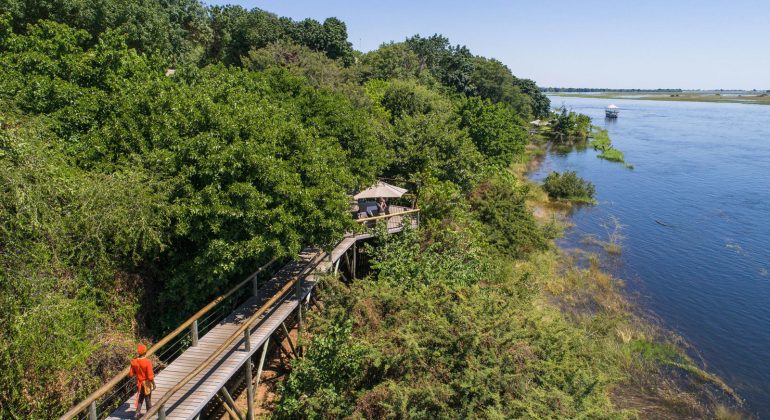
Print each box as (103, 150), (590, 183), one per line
(141, 251), (327, 419)
(355, 208), (420, 223)
(60, 257), (280, 420)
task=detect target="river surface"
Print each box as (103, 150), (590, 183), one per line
(531, 96), (770, 416)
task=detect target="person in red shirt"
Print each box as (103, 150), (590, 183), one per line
(128, 344), (156, 419)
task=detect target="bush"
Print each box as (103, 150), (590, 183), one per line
(543, 170), (595, 202)
(550, 108), (591, 144)
(275, 228), (620, 418)
(470, 173), (551, 257)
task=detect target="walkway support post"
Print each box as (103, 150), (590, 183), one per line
(220, 388), (244, 420)
(255, 338), (269, 390)
(281, 322), (299, 358)
(158, 404), (167, 420)
(343, 251), (351, 276)
(191, 319), (199, 347)
(216, 394), (239, 420)
(295, 273), (303, 356)
(244, 328), (255, 420)
(88, 401), (96, 420)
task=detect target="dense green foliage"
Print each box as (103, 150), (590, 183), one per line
(550, 107), (591, 144)
(589, 126), (612, 151)
(0, 111), (165, 416)
(543, 171), (596, 202)
(460, 96), (528, 166)
(275, 173), (732, 417)
(469, 174), (550, 257)
(277, 217), (622, 418)
(275, 173), (732, 418)
(0, 2), (552, 416)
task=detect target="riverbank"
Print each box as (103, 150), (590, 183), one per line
(536, 96), (770, 416)
(515, 135), (744, 418)
(550, 92), (770, 105)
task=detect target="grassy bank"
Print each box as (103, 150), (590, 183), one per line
(550, 91), (770, 105)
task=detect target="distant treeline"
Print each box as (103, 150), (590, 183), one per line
(541, 87), (770, 93)
(541, 87), (683, 92)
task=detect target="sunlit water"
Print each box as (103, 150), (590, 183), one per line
(530, 96), (770, 416)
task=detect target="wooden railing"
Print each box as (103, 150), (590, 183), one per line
(354, 208), (420, 233)
(140, 251), (328, 419)
(60, 257), (280, 420)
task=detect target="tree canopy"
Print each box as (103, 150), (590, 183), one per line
(0, 3), (558, 417)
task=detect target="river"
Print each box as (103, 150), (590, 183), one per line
(530, 96), (770, 416)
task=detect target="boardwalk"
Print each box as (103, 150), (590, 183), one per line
(107, 249), (326, 419)
(63, 209), (419, 420)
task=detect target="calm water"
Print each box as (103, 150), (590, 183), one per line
(532, 96), (770, 416)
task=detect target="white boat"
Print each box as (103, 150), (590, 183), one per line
(605, 104), (619, 118)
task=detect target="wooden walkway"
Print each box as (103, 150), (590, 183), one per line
(107, 248), (333, 420)
(100, 213), (417, 419)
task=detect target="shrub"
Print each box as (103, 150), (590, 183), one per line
(550, 108), (591, 144)
(470, 173), (551, 257)
(543, 170), (596, 202)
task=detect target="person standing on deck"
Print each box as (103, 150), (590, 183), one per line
(377, 197), (388, 215)
(129, 344), (156, 419)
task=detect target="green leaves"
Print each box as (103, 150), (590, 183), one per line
(543, 170), (596, 202)
(276, 320), (366, 418)
(0, 111), (165, 417)
(460, 96), (528, 167)
(550, 107), (592, 144)
(277, 226), (615, 418)
(470, 173), (551, 257)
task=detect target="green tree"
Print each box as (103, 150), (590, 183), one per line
(459, 96), (528, 166)
(405, 34), (475, 94)
(386, 110), (483, 190)
(469, 56), (531, 115)
(550, 107), (591, 143)
(513, 77), (550, 117)
(241, 40), (364, 105)
(0, 0), (207, 62)
(358, 41), (421, 81)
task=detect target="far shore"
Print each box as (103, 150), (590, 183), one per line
(548, 91), (770, 105)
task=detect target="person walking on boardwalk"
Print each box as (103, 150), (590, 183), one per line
(129, 344), (156, 419)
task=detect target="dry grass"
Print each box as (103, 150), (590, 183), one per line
(517, 248), (745, 418)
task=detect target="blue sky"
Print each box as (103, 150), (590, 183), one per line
(204, 0), (770, 89)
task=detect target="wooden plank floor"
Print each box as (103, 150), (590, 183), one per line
(107, 249), (325, 419)
(106, 236), (358, 420)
